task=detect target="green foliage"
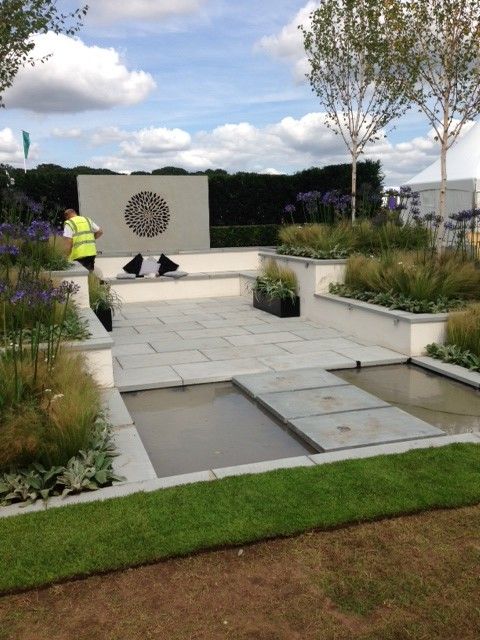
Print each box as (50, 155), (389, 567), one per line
(4, 160), (383, 227)
(446, 304), (480, 358)
(0, 443), (479, 593)
(302, 0), (410, 217)
(329, 283), (464, 314)
(210, 225), (279, 247)
(0, 2), (87, 106)
(426, 343), (480, 372)
(278, 219), (430, 258)
(0, 350), (101, 470)
(88, 272), (123, 313)
(342, 252), (480, 303)
(0, 418), (123, 506)
(254, 259), (298, 302)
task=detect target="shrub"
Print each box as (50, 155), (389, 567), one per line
(210, 225), (279, 247)
(0, 350), (101, 470)
(343, 252), (480, 302)
(446, 304), (480, 357)
(278, 223), (355, 256)
(426, 342), (480, 372)
(254, 259), (298, 302)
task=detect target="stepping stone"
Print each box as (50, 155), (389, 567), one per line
(289, 406), (445, 451)
(257, 385), (387, 422)
(233, 367), (348, 398)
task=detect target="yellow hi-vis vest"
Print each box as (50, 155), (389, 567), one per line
(65, 216), (97, 261)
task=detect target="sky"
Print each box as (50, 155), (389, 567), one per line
(0, 0), (466, 184)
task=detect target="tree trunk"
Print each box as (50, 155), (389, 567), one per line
(439, 139), (448, 223)
(351, 147), (358, 222)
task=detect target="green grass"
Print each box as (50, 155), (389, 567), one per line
(0, 443), (479, 594)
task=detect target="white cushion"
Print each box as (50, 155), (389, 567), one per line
(116, 272), (136, 279)
(139, 258), (159, 276)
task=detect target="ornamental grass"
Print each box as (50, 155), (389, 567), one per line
(446, 304), (480, 357)
(343, 251), (480, 303)
(0, 349), (101, 470)
(254, 259), (298, 302)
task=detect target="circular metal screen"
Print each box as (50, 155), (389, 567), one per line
(124, 191), (170, 237)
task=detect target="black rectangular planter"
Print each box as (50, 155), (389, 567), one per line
(94, 307), (113, 332)
(253, 291), (300, 318)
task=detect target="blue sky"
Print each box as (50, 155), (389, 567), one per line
(0, 0), (450, 184)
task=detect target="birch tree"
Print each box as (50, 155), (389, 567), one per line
(390, 0), (480, 221)
(0, 0), (88, 106)
(302, 0), (411, 220)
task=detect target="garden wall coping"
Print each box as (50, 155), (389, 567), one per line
(64, 307), (114, 351)
(106, 271), (242, 285)
(412, 356), (480, 390)
(99, 247), (270, 258)
(49, 263), (88, 278)
(258, 251), (348, 267)
(315, 293), (450, 325)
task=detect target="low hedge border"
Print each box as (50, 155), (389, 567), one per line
(210, 225), (279, 248)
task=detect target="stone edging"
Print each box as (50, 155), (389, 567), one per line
(412, 355), (480, 390)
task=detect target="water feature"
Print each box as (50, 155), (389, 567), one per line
(336, 364), (480, 434)
(123, 382), (315, 477)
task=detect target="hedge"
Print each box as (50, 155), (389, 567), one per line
(210, 224), (279, 248)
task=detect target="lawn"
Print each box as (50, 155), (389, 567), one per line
(1, 503), (479, 639)
(0, 443), (479, 595)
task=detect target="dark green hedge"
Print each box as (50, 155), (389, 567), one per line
(210, 225), (279, 248)
(0, 160), (383, 227)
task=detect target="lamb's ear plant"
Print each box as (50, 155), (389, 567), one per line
(253, 259), (298, 303)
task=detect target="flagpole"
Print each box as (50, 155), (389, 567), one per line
(23, 156), (27, 174)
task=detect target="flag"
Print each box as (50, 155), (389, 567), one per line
(22, 130), (30, 160)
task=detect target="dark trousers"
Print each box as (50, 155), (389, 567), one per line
(76, 255), (96, 271)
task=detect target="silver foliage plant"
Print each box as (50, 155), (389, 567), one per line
(0, 417), (124, 506)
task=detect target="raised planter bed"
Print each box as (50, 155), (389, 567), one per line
(94, 307), (113, 332)
(253, 291), (300, 318)
(258, 251), (346, 318)
(314, 294), (448, 357)
(50, 263), (89, 308)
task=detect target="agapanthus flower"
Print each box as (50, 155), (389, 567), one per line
(26, 220), (52, 241)
(0, 244), (19, 256)
(284, 204), (296, 214)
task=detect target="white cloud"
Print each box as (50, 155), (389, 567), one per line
(51, 127), (83, 139)
(86, 112), (446, 184)
(257, 1), (318, 81)
(90, 0), (208, 23)
(0, 128), (38, 164)
(4, 33), (156, 113)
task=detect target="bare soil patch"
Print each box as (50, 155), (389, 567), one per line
(1, 505), (479, 640)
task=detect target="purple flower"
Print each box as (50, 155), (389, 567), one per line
(26, 220), (52, 241)
(284, 204), (296, 214)
(387, 195), (397, 210)
(10, 290), (26, 304)
(54, 280), (80, 302)
(444, 220), (455, 230)
(0, 244), (19, 256)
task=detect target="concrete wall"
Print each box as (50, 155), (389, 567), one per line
(77, 175), (210, 254)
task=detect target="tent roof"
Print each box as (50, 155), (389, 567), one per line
(406, 122), (480, 187)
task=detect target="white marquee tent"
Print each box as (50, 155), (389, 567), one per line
(405, 122), (480, 218)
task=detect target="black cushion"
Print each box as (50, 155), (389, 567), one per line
(122, 253), (143, 276)
(157, 253), (179, 276)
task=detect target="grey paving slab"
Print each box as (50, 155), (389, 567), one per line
(101, 388), (133, 428)
(149, 337), (231, 353)
(334, 346), (407, 366)
(177, 326), (251, 339)
(113, 317), (163, 328)
(226, 332), (302, 346)
(172, 358), (271, 385)
(111, 326), (139, 336)
(213, 455), (314, 479)
(284, 327), (343, 340)
(113, 331), (178, 345)
(200, 344), (287, 361)
(257, 385), (388, 422)
(280, 338), (362, 354)
(112, 426), (157, 482)
(198, 318), (268, 329)
(258, 351), (357, 372)
(114, 365), (182, 391)
(291, 406), (445, 452)
(233, 367), (349, 398)
(240, 322), (317, 334)
(144, 470), (214, 486)
(136, 321), (203, 334)
(118, 350), (208, 369)
(112, 342), (157, 357)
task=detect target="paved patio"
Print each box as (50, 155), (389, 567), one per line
(112, 296), (407, 391)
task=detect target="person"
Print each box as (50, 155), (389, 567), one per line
(63, 208), (103, 271)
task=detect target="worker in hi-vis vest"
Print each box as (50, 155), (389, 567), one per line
(63, 208), (103, 271)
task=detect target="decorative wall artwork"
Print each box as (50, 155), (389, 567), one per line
(77, 176), (210, 254)
(124, 191), (171, 238)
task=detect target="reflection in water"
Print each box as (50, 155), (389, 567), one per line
(336, 365), (480, 434)
(123, 382), (314, 478)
